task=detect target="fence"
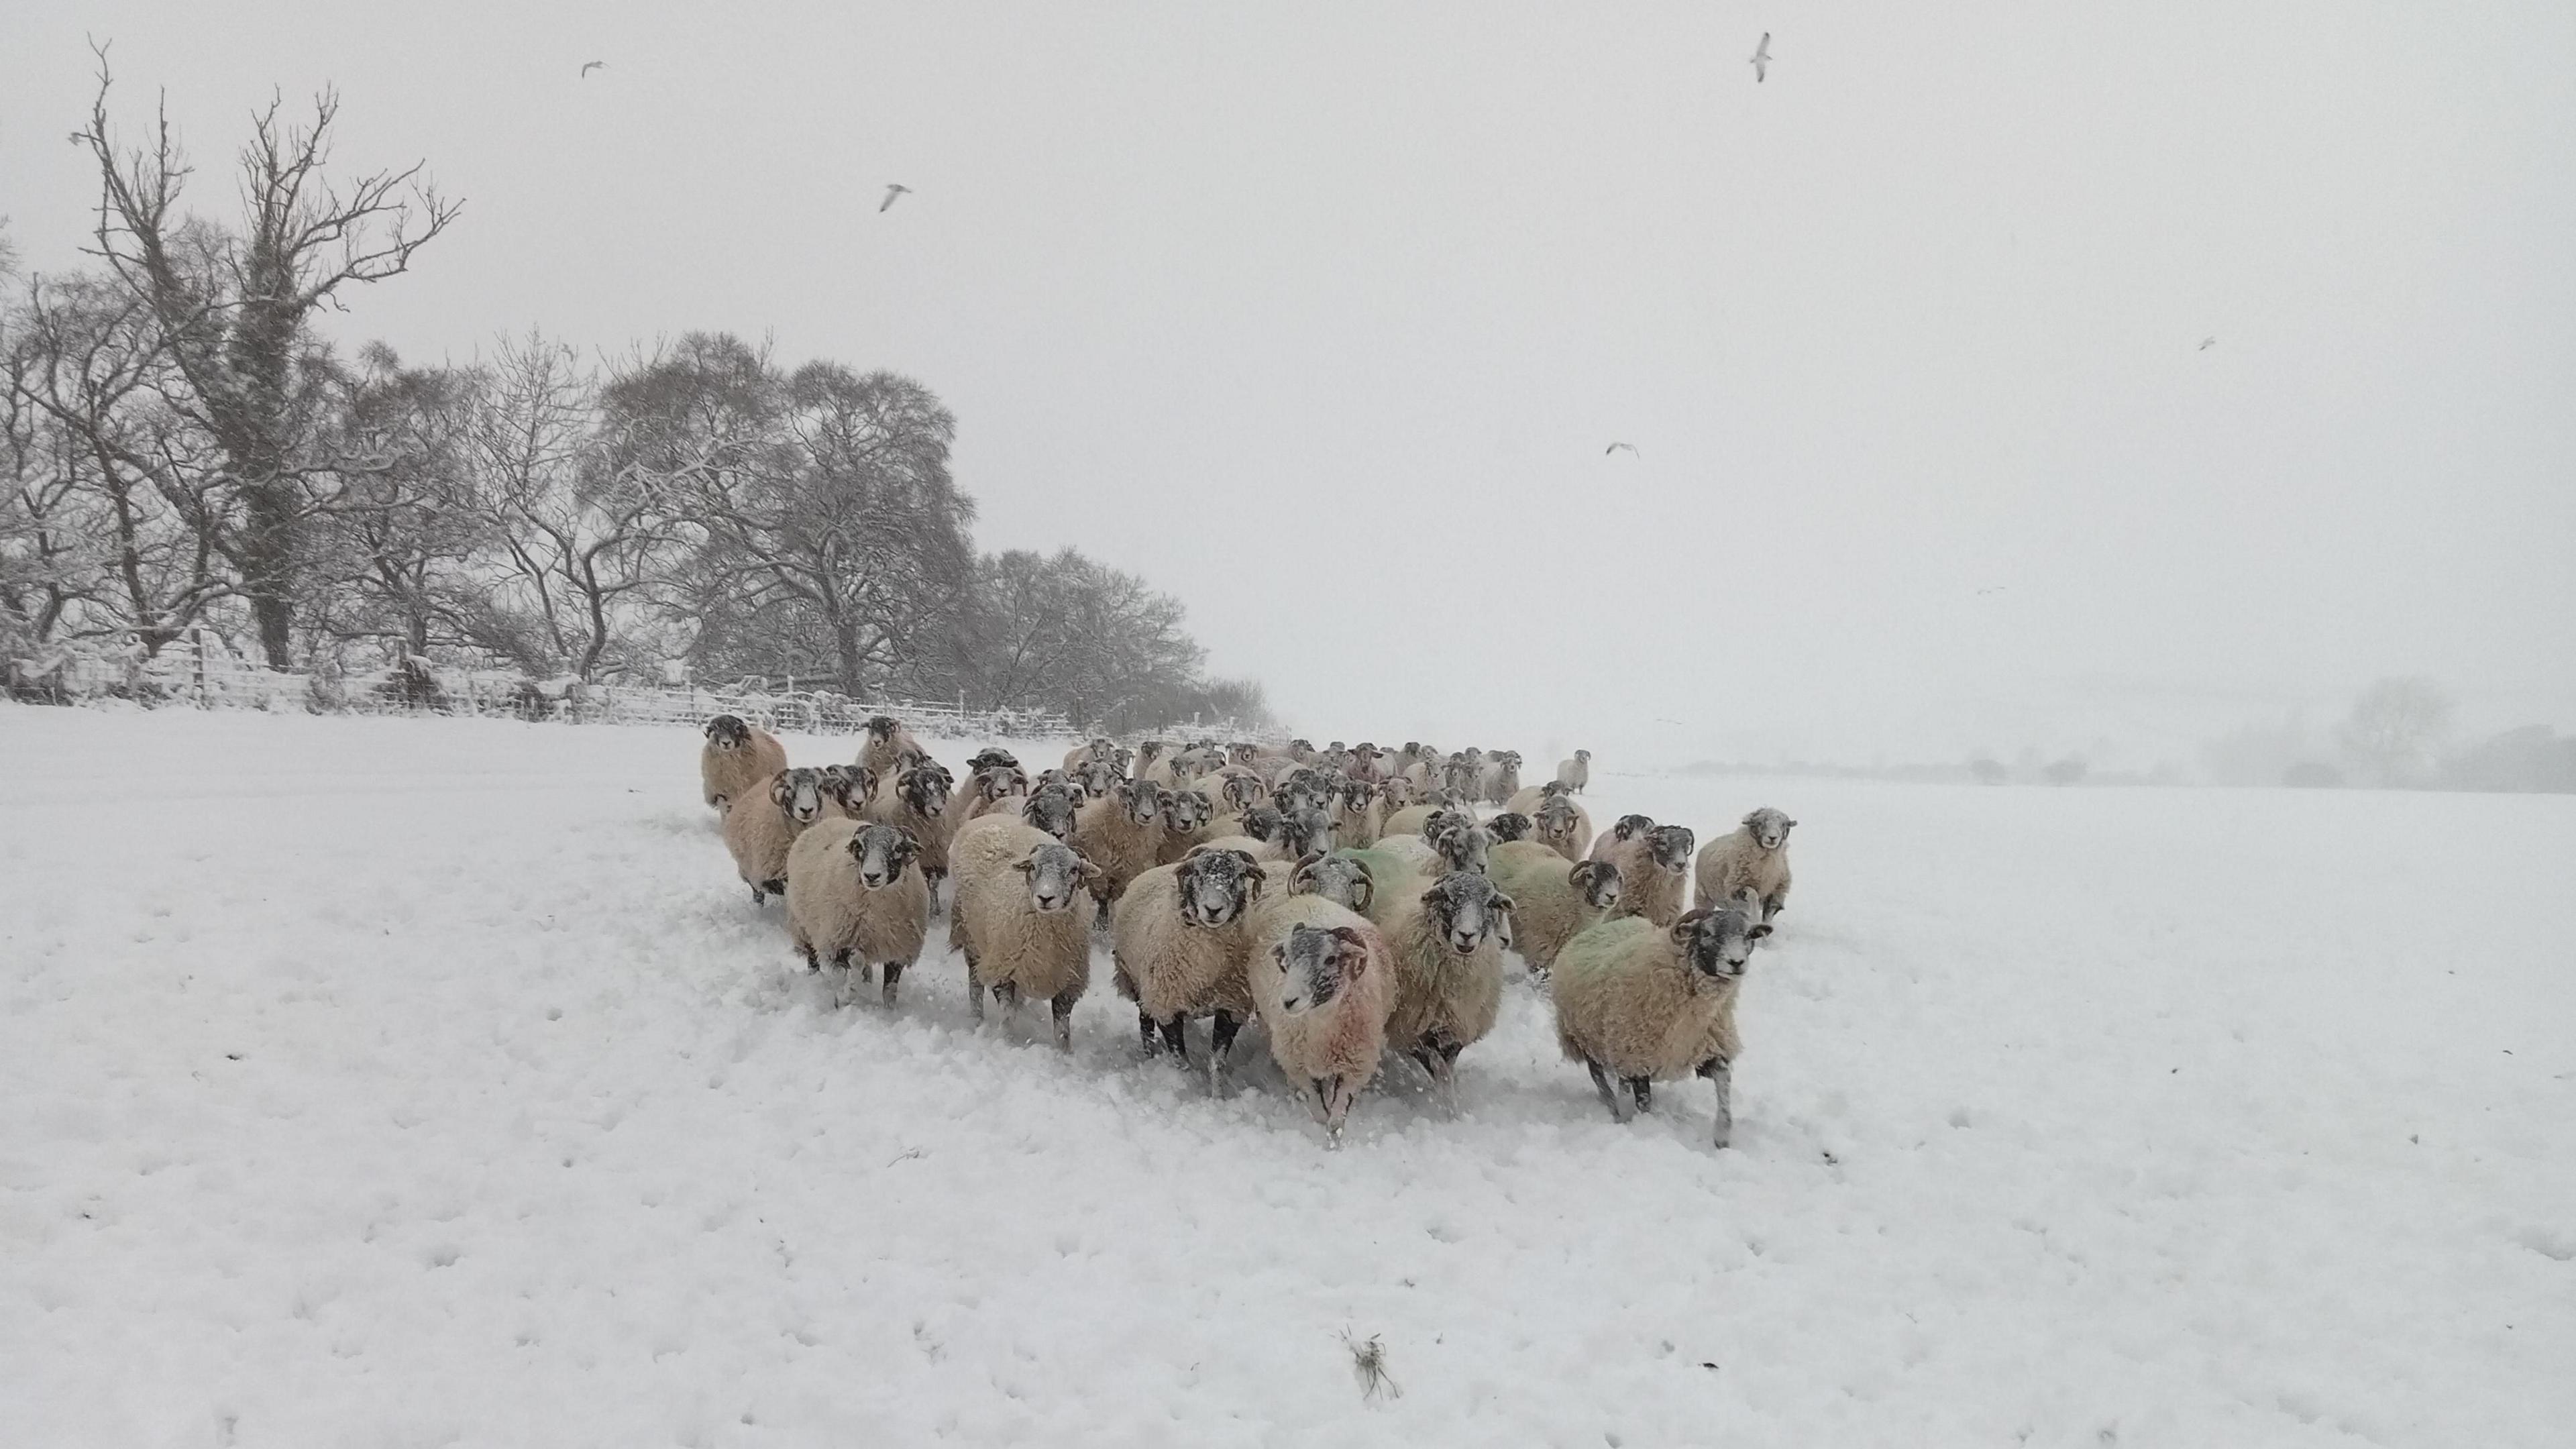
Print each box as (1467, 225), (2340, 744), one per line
(4, 633), (1078, 743)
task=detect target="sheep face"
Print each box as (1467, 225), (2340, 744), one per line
(1115, 778), (1163, 826)
(1217, 773), (1263, 813)
(864, 714), (903, 743)
(819, 764), (875, 814)
(974, 764), (1030, 803)
(1742, 807), (1796, 851)
(1228, 742), (1258, 766)
(1570, 860), (1623, 912)
(1534, 798), (1582, 841)
(1674, 904), (1769, 980)
(1422, 871), (1514, 955)
(1575, 749), (1591, 763)
(1166, 788), (1212, 835)
(1611, 813), (1656, 845)
(1644, 824), (1697, 873)
(1239, 806), (1286, 843)
(1379, 777), (1417, 807)
(704, 714), (753, 749)
(1290, 851), (1375, 913)
(770, 768), (830, 824)
(1175, 849), (1264, 927)
(1014, 841), (1097, 913)
(1075, 758), (1124, 798)
(1279, 806), (1334, 857)
(846, 823), (920, 888)
(967, 747), (1019, 773)
(1024, 784), (1081, 840)
(1539, 780), (1572, 800)
(1271, 924), (1373, 1015)
(896, 763), (952, 818)
(1486, 812), (1533, 843)
(1433, 825), (1493, 875)
(1289, 739), (1315, 760)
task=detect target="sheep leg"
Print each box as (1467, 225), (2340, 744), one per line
(1158, 1016), (1190, 1063)
(881, 959), (908, 1008)
(763, 877), (786, 898)
(1049, 989), (1078, 1051)
(749, 884), (767, 905)
(990, 980), (1019, 1029)
(1699, 1057), (1733, 1149)
(1135, 1008), (1159, 1055)
(1628, 1077), (1654, 1114)
(1305, 1079), (1334, 1127)
(796, 943), (820, 974)
(1587, 1060), (1631, 1123)
(965, 963), (987, 1022)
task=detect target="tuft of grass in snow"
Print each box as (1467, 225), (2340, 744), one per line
(1342, 1329), (1399, 1402)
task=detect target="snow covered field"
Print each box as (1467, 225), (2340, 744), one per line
(3, 706), (2571, 1447)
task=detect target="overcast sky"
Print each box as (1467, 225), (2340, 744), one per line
(7, 1), (2571, 767)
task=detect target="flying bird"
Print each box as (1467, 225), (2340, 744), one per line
(1605, 442), (1640, 457)
(1976, 586), (2008, 596)
(580, 60), (606, 77)
(879, 184), (913, 213)
(2199, 336), (2217, 350)
(1750, 33), (1771, 83)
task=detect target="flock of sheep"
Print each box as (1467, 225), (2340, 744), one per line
(700, 716), (1798, 1147)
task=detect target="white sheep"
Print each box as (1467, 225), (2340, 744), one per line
(700, 714), (788, 809)
(855, 714), (926, 782)
(1381, 870), (1516, 1099)
(1155, 786), (1218, 865)
(949, 814), (1106, 1046)
(1477, 749), (1524, 806)
(1527, 794), (1594, 864)
(1486, 842), (1623, 979)
(1549, 902), (1769, 1147)
(864, 759), (957, 901)
(956, 762), (1031, 825)
(722, 767), (839, 904)
(1110, 848), (1270, 1091)
(1603, 824), (1697, 928)
(1555, 749), (1591, 794)
(784, 818), (933, 1008)
(1072, 777), (1167, 900)
(1246, 903), (1397, 1145)
(1003, 778), (1085, 841)
(1694, 807), (1796, 927)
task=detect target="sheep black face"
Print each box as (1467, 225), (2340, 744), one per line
(1175, 848), (1263, 927)
(1645, 824), (1696, 873)
(846, 823), (919, 888)
(1570, 860), (1623, 911)
(896, 764), (951, 818)
(1023, 784), (1081, 840)
(770, 767), (829, 824)
(1672, 904), (1768, 980)
(1291, 851), (1375, 913)
(975, 765), (1030, 802)
(1279, 806), (1334, 857)
(704, 714), (753, 749)
(1539, 780), (1572, 800)
(1014, 841), (1095, 913)
(1289, 739), (1315, 759)
(1218, 773), (1263, 813)
(1486, 812), (1533, 843)
(1116, 779), (1163, 826)
(967, 747), (1018, 773)
(864, 714), (902, 742)
(819, 764), (874, 814)
(1574, 749), (1591, 763)
(1228, 742), (1258, 767)
(1272, 924), (1372, 1015)
(1422, 871), (1514, 956)
(1075, 758), (1123, 798)
(1166, 788), (1212, 835)
(1611, 813), (1656, 845)
(1240, 806), (1286, 843)
(1534, 798), (1582, 841)
(1743, 807), (1796, 851)
(1337, 782), (1375, 817)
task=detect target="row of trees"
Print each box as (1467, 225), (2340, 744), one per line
(2199, 677), (2575, 793)
(1, 60), (1265, 731)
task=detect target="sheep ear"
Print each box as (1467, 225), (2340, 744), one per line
(1786, 819), (1799, 828)
(1014, 856), (1037, 874)
(1330, 925), (1368, 971)
(1748, 924), (1773, 940)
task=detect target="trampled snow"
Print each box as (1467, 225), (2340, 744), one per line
(3, 706), (2570, 1446)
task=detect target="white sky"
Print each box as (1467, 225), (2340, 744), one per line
(6, 1), (2571, 767)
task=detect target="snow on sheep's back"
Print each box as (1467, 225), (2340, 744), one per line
(2, 704), (2571, 1447)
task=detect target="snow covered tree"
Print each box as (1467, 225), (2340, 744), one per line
(2339, 676), (2452, 787)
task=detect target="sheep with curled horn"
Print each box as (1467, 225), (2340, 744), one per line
(723, 767), (838, 904)
(1528, 794), (1593, 865)
(1603, 823), (1697, 928)
(1555, 749), (1591, 795)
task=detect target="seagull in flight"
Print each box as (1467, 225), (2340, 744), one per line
(1605, 442), (1640, 458)
(879, 184), (913, 213)
(1750, 33), (1772, 83)
(580, 60), (606, 78)
(2199, 336), (2217, 350)
(1976, 586), (2008, 596)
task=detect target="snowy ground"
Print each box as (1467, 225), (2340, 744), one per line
(3, 706), (2571, 1447)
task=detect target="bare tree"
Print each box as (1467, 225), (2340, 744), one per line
(76, 48), (459, 667)
(2340, 676), (2453, 786)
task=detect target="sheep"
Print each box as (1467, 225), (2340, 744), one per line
(1110, 848), (1269, 1088)
(1204, 800), (1285, 849)
(1695, 807), (1796, 926)
(1269, 765), (1334, 816)
(1200, 765), (1269, 817)
(1504, 779), (1572, 816)
(1005, 778), (1084, 841)
(818, 763), (877, 818)
(1529, 794), (1594, 865)
(1418, 810), (1493, 873)
(1589, 812), (1658, 862)
(864, 759), (957, 901)
(1484, 811), (1534, 844)
(1380, 793), (1472, 839)
(1069, 755), (1125, 800)
(948, 815), (1105, 1046)
(722, 767), (836, 904)
(1062, 735), (1118, 774)
(1604, 824), (1697, 928)
(1275, 802), (1336, 859)
(957, 762), (1031, 825)
(1132, 739), (1171, 777)
(1381, 871), (1516, 1097)
(1441, 751), (1483, 798)
(700, 714), (788, 810)
(1071, 777), (1167, 901)
(1330, 779), (1379, 849)
(1246, 904), (1397, 1145)
(1155, 787), (1218, 865)
(1549, 902), (1769, 1147)
(784, 819), (932, 1008)
(965, 746), (1020, 773)
(1477, 750), (1524, 806)
(856, 714), (926, 782)
(1556, 749), (1592, 794)
(1487, 843), (1623, 979)
(1283, 849), (1377, 913)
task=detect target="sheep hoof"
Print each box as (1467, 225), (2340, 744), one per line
(1628, 1077), (1654, 1114)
